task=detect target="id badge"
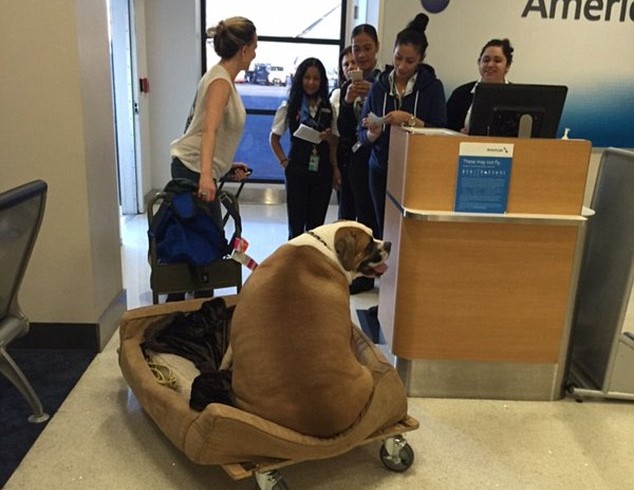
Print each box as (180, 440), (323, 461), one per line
(308, 153), (319, 172)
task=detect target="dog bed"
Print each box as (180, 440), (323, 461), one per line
(118, 296), (418, 485)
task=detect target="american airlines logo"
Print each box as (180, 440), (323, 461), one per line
(421, 0), (632, 21)
(522, 0), (634, 21)
(420, 0), (450, 14)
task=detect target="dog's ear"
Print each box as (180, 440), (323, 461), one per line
(334, 228), (358, 271)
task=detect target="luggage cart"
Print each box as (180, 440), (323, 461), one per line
(118, 297), (420, 490)
(222, 415), (418, 489)
(147, 169), (251, 304)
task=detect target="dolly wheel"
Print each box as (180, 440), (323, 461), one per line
(380, 435), (415, 472)
(254, 469), (289, 490)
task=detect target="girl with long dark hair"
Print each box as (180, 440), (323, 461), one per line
(270, 57), (341, 239)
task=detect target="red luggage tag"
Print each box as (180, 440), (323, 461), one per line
(231, 237), (258, 270)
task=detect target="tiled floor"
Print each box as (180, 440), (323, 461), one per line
(5, 203), (634, 490)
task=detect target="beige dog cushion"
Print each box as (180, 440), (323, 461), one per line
(230, 245), (375, 437)
(118, 297), (409, 465)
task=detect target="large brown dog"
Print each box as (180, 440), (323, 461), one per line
(229, 221), (391, 437)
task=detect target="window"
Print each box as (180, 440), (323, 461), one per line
(203, 1), (345, 182)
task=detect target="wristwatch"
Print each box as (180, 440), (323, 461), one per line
(407, 114), (416, 127)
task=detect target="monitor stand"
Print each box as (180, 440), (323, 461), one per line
(518, 114), (534, 138)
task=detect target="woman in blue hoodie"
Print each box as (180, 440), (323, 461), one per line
(358, 13), (447, 236)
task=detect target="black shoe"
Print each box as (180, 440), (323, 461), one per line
(349, 276), (375, 295)
(166, 293), (185, 302)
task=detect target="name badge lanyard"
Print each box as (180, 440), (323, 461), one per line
(309, 107), (330, 172)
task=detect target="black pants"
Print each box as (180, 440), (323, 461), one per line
(348, 145), (380, 238)
(337, 143), (356, 220)
(368, 160), (388, 239)
(285, 162), (332, 240)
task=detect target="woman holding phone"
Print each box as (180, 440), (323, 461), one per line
(337, 24), (382, 294)
(329, 45), (357, 119)
(358, 13), (447, 236)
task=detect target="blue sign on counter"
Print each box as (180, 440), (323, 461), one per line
(454, 142), (514, 213)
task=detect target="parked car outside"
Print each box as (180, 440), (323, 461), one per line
(245, 63), (289, 86)
(251, 64), (270, 85)
(267, 66), (286, 86)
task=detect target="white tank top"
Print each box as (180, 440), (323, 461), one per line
(170, 64), (246, 180)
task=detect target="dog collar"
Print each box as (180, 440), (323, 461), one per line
(307, 230), (331, 251)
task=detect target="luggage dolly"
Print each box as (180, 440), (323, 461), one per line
(221, 414), (419, 490)
(218, 166), (252, 226)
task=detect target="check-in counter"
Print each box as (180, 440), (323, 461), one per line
(378, 128), (592, 400)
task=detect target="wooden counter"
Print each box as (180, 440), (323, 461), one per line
(378, 129), (592, 400)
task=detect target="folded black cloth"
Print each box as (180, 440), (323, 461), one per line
(189, 370), (235, 410)
(142, 297), (234, 373)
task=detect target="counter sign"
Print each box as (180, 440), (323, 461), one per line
(454, 142), (514, 213)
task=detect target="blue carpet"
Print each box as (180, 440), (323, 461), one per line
(0, 348), (96, 487)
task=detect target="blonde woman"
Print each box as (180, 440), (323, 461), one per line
(170, 16), (256, 222)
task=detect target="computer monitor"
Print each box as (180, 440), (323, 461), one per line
(468, 83), (568, 138)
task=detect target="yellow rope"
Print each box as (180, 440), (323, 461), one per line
(147, 361), (177, 389)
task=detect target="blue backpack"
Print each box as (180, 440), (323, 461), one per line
(149, 179), (241, 266)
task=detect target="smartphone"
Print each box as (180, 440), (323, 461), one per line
(349, 69), (363, 82)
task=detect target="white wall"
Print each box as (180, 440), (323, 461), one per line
(133, 0), (153, 201)
(145, 0), (201, 190)
(0, 0), (123, 339)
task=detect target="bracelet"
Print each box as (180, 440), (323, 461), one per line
(407, 114), (416, 127)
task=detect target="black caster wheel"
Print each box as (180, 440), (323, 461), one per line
(565, 383), (584, 403)
(380, 436), (415, 472)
